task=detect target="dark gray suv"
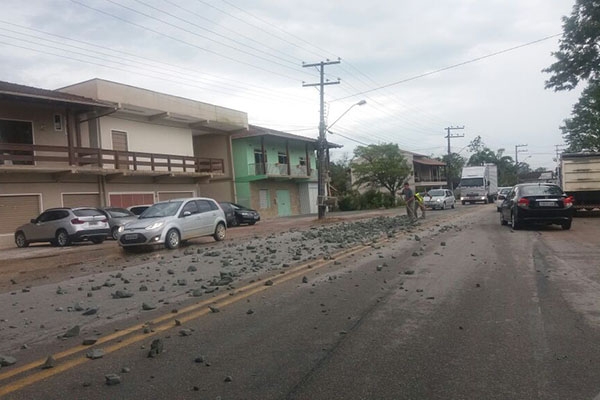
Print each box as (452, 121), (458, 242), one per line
(14, 208), (110, 248)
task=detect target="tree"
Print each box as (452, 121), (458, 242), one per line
(560, 82), (600, 151)
(329, 154), (352, 196)
(439, 152), (465, 189)
(544, 0), (600, 150)
(466, 136), (518, 186)
(351, 143), (412, 202)
(543, 0), (600, 91)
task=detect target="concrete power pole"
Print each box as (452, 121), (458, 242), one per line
(445, 126), (464, 190)
(515, 144), (528, 183)
(302, 60), (340, 220)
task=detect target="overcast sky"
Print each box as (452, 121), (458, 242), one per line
(0, 0), (581, 170)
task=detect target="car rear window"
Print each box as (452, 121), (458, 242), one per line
(520, 185), (563, 196)
(73, 209), (104, 217)
(428, 189), (445, 196)
(107, 208), (134, 217)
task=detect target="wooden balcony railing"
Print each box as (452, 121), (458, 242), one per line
(0, 143), (224, 174)
(248, 163), (315, 178)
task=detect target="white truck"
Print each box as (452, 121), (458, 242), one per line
(560, 152), (600, 211)
(459, 164), (498, 205)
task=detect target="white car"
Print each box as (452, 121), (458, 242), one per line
(118, 197), (226, 250)
(495, 187), (513, 211)
(424, 189), (455, 210)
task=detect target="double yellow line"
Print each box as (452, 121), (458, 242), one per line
(0, 241), (374, 396)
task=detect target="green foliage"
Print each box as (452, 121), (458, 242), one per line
(439, 153), (465, 188)
(466, 136), (518, 186)
(561, 81), (600, 151)
(543, 0), (600, 91)
(350, 143), (412, 201)
(336, 190), (396, 211)
(544, 0), (600, 150)
(329, 155), (352, 196)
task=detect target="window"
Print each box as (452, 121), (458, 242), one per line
(0, 119), (34, 165)
(182, 201), (199, 215)
(278, 152), (288, 164)
(299, 157), (306, 166)
(196, 200), (212, 213)
(54, 114), (63, 131)
(259, 189), (269, 209)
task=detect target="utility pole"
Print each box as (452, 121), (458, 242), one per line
(303, 60), (340, 220)
(515, 144), (528, 183)
(515, 144), (528, 166)
(444, 126), (465, 190)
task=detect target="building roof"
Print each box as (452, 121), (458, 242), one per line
(412, 156), (446, 166)
(0, 80), (113, 108)
(233, 125), (342, 148)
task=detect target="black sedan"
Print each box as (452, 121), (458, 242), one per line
(499, 183), (574, 230)
(219, 202), (260, 227)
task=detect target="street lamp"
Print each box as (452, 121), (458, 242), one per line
(317, 99), (366, 220)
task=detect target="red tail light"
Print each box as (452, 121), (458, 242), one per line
(100, 218), (108, 223)
(564, 196), (574, 208)
(517, 198), (529, 207)
(71, 218), (85, 224)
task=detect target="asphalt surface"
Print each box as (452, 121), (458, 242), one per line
(2, 205), (600, 399)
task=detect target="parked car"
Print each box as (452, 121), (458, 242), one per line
(499, 183), (574, 230)
(99, 207), (139, 240)
(423, 189), (455, 210)
(118, 197), (227, 250)
(127, 204), (152, 216)
(219, 202), (261, 227)
(495, 187), (513, 211)
(14, 207), (110, 248)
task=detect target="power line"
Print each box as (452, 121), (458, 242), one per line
(332, 34), (562, 102)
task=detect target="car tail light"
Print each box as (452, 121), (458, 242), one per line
(71, 218), (85, 224)
(564, 196), (574, 208)
(517, 198), (529, 208)
(100, 218), (108, 223)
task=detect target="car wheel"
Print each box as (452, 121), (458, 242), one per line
(15, 231), (29, 248)
(111, 226), (120, 240)
(230, 217), (239, 227)
(500, 212), (508, 226)
(91, 237), (105, 244)
(248, 221), (256, 225)
(561, 220), (572, 230)
(461, 201), (466, 205)
(510, 212), (521, 230)
(451, 203), (455, 209)
(55, 229), (70, 247)
(213, 222), (226, 241)
(441, 202), (446, 210)
(165, 229), (180, 249)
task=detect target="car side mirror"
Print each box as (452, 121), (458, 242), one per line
(30, 218), (36, 223)
(183, 211), (192, 217)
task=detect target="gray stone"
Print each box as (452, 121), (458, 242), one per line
(264, 280), (274, 286)
(142, 302), (156, 311)
(112, 290), (133, 299)
(147, 339), (164, 358)
(179, 329), (193, 337)
(86, 349), (105, 359)
(187, 265), (197, 272)
(177, 279), (187, 286)
(191, 289), (203, 297)
(404, 270), (415, 275)
(82, 307), (98, 316)
(41, 355), (56, 369)
(62, 325), (80, 338)
(139, 285), (148, 292)
(0, 355), (17, 366)
(302, 276), (308, 283)
(82, 338), (98, 346)
(208, 305), (220, 313)
(105, 374), (121, 385)
(121, 367), (131, 373)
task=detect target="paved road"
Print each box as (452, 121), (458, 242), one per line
(2, 206), (600, 399)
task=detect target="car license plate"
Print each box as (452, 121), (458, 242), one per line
(88, 221), (98, 225)
(538, 201), (556, 207)
(125, 234), (137, 240)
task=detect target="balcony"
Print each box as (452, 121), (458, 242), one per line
(0, 143), (224, 175)
(246, 163), (316, 180)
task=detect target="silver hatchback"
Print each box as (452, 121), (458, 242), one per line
(14, 207), (110, 248)
(118, 197), (227, 250)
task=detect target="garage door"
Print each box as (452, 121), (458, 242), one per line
(0, 195), (40, 234)
(109, 193), (155, 208)
(157, 191), (194, 201)
(62, 193), (101, 208)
